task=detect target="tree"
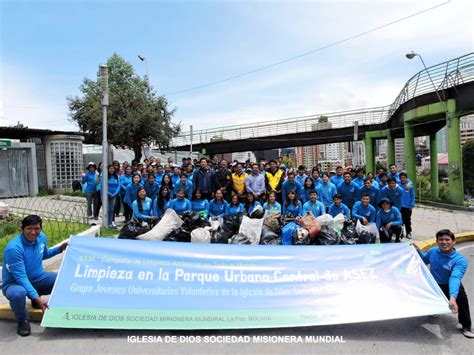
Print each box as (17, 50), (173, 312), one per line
(318, 115), (328, 123)
(68, 53), (180, 161)
(462, 139), (474, 195)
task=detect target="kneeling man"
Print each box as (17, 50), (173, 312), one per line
(2, 215), (68, 336)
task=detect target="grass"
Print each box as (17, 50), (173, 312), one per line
(99, 227), (119, 238)
(0, 215), (90, 263)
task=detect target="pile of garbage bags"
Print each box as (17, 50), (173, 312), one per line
(121, 206), (377, 246)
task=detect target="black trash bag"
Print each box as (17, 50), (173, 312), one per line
(118, 219), (150, 240)
(315, 226), (340, 245)
(356, 230), (376, 244)
(211, 214), (243, 244)
(292, 228), (311, 245)
(249, 206), (265, 219)
(179, 211), (207, 232)
(340, 220), (357, 245)
(231, 233), (251, 244)
(260, 225), (281, 245)
(163, 228), (191, 242)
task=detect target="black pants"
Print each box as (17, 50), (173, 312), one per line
(123, 202), (132, 222)
(379, 225), (403, 243)
(401, 207), (412, 235)
(114, 194), (122, 216)
(94, 191), (102, 219)
(438, 283), (472, 329)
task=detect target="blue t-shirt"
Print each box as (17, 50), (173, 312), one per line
(263, 202), (281, 214)
(191, 199), (209, 213)
(226, 203), (244, 216)
(169, 198), (192, 215)
(328, 203), (350, 218)
(302, 200), (325, 217)
(208, 199), (229, 217)
(282, 201), (302, 218)
(132, 197), (154, 220)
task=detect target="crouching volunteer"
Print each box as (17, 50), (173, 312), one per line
(2, 215), (68, 336)
(352, 193), (376, 225)
(415, 230), (473, 338)
(376, 197), (403, 243)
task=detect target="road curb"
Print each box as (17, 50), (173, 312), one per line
(417, 231), (474, 252)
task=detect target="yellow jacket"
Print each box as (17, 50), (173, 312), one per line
(231, 172), (248, 195)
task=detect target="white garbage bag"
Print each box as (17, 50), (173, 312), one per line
(137, 209), (183, 241)
(191, 227), (212, 243)
(238, 215), (264, 245)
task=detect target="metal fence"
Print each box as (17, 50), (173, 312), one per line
(172, 52), (474, 147)
(0, 196), (88, 248)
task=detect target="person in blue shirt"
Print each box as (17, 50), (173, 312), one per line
(376, 198), (403, 243)
(102, 164), (121, 228)
(301, 177), (315, 203)
(352, 168), (366, 188)
(415, 229), (473, 338)
(153, 186), (171, 218)
(173, 173), (193, 199)
(119, 165), (134, 221)
(170, 166), (181, 187)
(186, 164), (195, 183)
(328, 194), (350, 218)
(352, 194), (376, 224)
(160, 173), (174, 192)
(281, 172), (302, 204)
(376, 172), (388, 190)
(169, 188), (192, 215)
(379, 178), (403, 210)
(208, 189), (229, 220)
(330, 166), (344, 187)
(82, 162), (99, 219)
(302, 190), (326, 217)
(358, 178), (379, 208)
(336, 172), (358, 210)
(282, 190), (303, 222)
(191, 189), (209, 217)
(311, 168), (323, 190)
(398, 172), (415, 239)
(2, 215), (68, 336)
(317, 173), (337, 209)
(132, 187), (157, 223)
(143, 173), (160, 202)
(388, 163), (400, 182)
(295, 165), (307, 188)
(124, 173), (143, 222)
(244, 192), (262, 215)
(154, 165), (165, 186)
(226, 194), (244, 216)
(263, 191), (282, 214)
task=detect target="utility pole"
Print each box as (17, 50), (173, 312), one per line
(100, 64), (109, 228)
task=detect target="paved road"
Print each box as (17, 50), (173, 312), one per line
(1, 241), (472, 354)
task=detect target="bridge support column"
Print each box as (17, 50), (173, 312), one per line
(430, 133), (438, 200)
(387, 131), (395, 165)
(404, 122), (416, 187)
(364, 136), (374, 174)
(446, 100), (464, 205)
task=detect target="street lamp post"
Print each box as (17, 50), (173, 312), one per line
(100, 64), (109, 228)
(138, 54), (150, 94)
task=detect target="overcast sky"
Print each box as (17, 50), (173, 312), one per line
(1, 0), (472, 132)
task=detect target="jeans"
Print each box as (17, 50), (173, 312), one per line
(3, 272), (57, 322)
(107, 196), (116, 226)
(86, 192), (98, 218)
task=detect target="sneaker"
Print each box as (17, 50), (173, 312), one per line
(462, 328), (474, 338)
(111, 222), (117, 228)
(457, 323), (463, 330)
(17, 320), (31, 336)
(406, 233), (413, 239)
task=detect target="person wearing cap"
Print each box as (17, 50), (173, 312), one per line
(352, 193), (376, 225)
(414, 229), (474, 338)
(398, 172), (415, 239)
(328, 194), (350, 219)
(82, 162), (100, 220)
(265, 160), (285, 203)
(329, 170), (336, 178)
(379, 177), (403, 210)
(376, 198), (403, 242)
(295, 165), (307, 187)
(330, 166), (344, 187)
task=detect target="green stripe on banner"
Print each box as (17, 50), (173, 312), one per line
(43, 307), (331, 329)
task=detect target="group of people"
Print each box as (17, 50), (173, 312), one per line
(83, 156), (414, 243)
